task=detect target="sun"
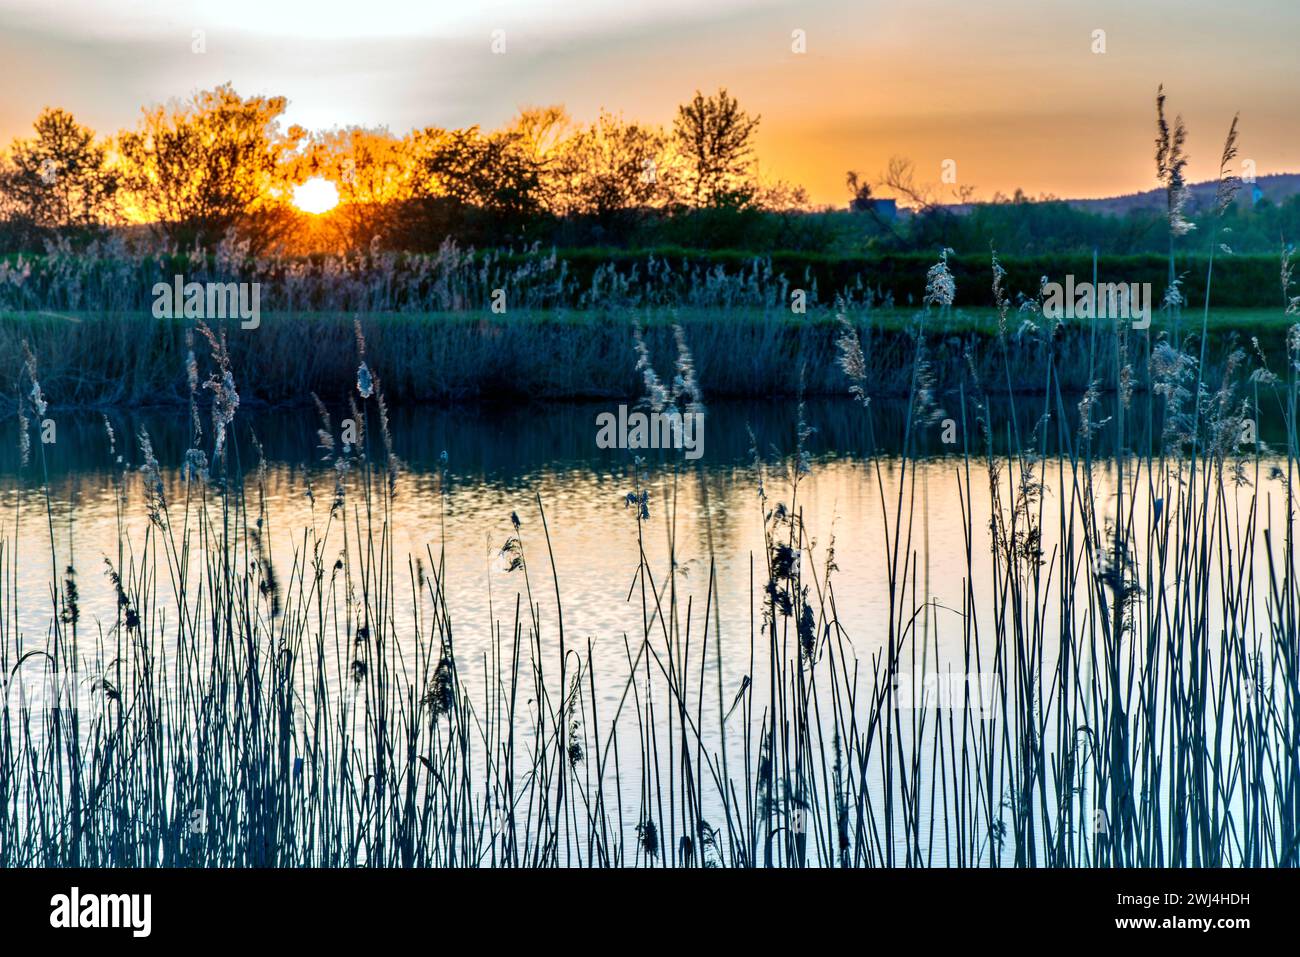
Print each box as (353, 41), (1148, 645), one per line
(292, 177), (340, 214)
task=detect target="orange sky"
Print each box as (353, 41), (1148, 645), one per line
(0, 0), (1296, 206)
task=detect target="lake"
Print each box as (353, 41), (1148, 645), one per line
(1, 394), (1293, 867)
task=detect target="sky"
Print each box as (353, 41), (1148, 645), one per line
(0, 0), (1296, 206)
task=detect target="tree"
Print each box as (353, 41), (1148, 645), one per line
(671, 89), (760, 207)
(118, 84), (302, 250)
(553, 111), (666, 220)
(508, 105), (571, 163)
(846, 170), (873, 211)
(506, 105), (570, 211)
(294, 126), (414, 251)
(413, 126), (543, 218)
(0, 108), (119, 245)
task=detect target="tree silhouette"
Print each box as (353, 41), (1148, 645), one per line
(414, 126), (543, 218)
(671, 89), (760, 208)
(553, 111), (666, 220)
(0, 108), (118, 245)
(846, 171), (873, 211)
(118, 84), (301, 250)
(296, 127), (414, 251)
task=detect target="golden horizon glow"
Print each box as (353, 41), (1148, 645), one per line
(292, 177), (340, 215)
(1, 1), (1297, 206)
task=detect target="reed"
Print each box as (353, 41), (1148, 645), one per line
(0, 304), (1290, 411)
(1, 251), (1295, 865)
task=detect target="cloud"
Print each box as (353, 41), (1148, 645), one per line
(1, 0), (1295, 205)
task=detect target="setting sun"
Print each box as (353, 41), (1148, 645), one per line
(292, 177), (339, 214)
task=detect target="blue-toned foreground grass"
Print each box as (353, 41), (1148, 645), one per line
(1, 303), (1297, 867)
(0, 306), (1291, 408)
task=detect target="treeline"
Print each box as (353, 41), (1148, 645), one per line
(3, 84), (1300, 258)
(0, 85), (816, 255)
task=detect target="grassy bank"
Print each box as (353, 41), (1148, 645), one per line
(0, 306), (1291, 408)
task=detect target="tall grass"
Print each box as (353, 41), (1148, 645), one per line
(0, 234), (865, 315)
(0, 235), (1290, 314)
(1, 276), (1296, 867)
(1, 304), (1287, 409)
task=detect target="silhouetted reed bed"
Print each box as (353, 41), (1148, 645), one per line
(2, 277), (1298, 866)
(0, 231), (1292, 407)
(0, 303), (1288, 408)
(0, 237), (1288, 312)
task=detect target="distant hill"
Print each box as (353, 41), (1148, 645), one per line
(1060, 173), (1300, 217)
(934, 173), (1300, 218)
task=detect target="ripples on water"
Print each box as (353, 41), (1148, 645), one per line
(1, 396), (1293, 866)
